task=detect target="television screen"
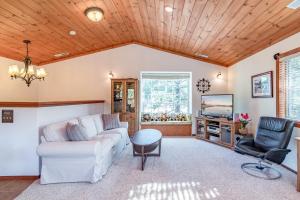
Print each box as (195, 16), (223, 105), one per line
(201, 94), (233, 118)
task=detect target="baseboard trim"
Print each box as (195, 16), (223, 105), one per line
(0, 176), (39, 180)
(281, 164), (297, 174)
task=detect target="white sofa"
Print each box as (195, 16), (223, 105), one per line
(37, 114), (130, 184)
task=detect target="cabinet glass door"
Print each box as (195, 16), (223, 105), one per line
(113, 82), (123, 113)
(126, 82), (136, 113)
(220, 124), (232, 145)
(196, 118), (205, 139)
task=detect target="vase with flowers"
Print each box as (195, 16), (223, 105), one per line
(239, 113), (251, 134)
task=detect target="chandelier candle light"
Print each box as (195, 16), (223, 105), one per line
(8, 40), (47, 87)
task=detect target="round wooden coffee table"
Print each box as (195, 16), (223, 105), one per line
(131, 129), (162, 170)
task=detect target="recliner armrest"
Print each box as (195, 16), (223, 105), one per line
(264, 148), (291, 164)
(120, 121), (128, 129)
(236, 137), (254, 146)
(37, 141), (101, 158)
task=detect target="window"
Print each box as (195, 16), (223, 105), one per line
(277, 51), (300, 121)
(141, 72), (192, 115)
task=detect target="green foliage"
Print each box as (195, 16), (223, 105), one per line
(141, 78), (190, 114)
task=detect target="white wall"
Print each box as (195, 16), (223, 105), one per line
(0, 56), (38, 101)
(228, 32), (300, 171)
(39, 44), (228, 122)
(0, 103), (104, 176)
(0, 108), (38, 175)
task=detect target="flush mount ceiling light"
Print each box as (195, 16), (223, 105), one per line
(84, 7), (104, 22)
(69, 30), (76, 36)
(8, 40), (47, 87)
(287, 0), (300, 9)
(165, 6), (173, 13)
(54, 52), (69, 58)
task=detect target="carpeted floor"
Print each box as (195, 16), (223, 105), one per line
(16, 138), (299, 200)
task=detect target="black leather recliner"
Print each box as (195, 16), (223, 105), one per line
(235, 116), (295, 179)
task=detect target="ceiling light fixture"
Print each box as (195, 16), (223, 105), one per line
(69, 30), (76, 36)
(199, 54), (209, 58)
(165, 6), (173, 13)
(54, 52), (69, 58)
(287, 0), (300, 9)
(8, 40), (47, 87)
(84, 7), (104, 22)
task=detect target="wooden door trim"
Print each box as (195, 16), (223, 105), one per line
(275, 46), (300, 128)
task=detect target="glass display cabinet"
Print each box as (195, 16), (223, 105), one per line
(111, 78), (138, 135)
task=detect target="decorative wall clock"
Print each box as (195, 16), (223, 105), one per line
(196, 78), (211, 93)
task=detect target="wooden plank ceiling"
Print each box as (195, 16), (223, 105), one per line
(0, 0), (300, 67)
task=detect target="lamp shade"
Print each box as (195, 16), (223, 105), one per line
(8, 65), (19, 76)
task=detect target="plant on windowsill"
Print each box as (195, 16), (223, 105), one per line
(141, 113), (192, 123)
(239, 113), (251, 135)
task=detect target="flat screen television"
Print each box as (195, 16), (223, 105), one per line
(201, 94), (233, 119)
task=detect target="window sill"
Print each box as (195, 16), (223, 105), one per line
(141, 121), (192, 125)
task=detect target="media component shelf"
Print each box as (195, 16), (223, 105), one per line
(195, 116), (242, 148)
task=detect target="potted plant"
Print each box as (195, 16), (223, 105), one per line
(239, 113), (251, 134)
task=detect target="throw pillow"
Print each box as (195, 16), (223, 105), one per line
(66, 123), (90, 141)
(78, 115), (98, 138)
(102, 113), (121, 130)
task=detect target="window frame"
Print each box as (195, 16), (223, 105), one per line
(140, 71), (192, 115)
(276, 46), (300, 128)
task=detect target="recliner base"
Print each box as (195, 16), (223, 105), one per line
(241, 162), (281, 180)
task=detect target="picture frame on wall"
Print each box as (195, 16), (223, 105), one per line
(251, 71), (273, 98)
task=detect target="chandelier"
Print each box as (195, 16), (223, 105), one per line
(8, 40), (47, 87)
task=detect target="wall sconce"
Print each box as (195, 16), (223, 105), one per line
(108, 71), (114, 79)
(216, 72), (222, 79)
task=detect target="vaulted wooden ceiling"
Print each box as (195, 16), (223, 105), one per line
(0, 0), (300, 67)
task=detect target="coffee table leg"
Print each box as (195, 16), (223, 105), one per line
(158, 140), (161, 156)
(141, 146), (144, 170)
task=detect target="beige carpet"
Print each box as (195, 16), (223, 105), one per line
(17, 138), (299, 200)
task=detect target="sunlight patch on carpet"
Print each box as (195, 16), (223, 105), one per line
(128, 181), (220, 200)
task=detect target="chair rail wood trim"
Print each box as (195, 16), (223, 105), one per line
(0, 100), (105, 108)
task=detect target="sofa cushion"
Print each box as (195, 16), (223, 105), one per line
(43, 121), (70, 142)
(91, 114), (104, 133)
(43, 119), (79, 142)
(92, 134), (121, 147)
(101, 127), (130, 145)
(78, 115), (98, 138)
(66, 123), (90, 141)
(102, 128), (127, 138)
(102, 113), (121, 130)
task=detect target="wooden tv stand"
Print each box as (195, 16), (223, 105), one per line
(195, 116), (243, 148)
